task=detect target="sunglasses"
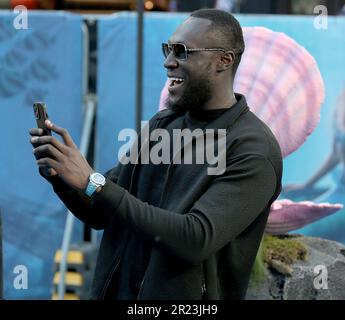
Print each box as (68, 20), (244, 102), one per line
(162, 42), (227, 61)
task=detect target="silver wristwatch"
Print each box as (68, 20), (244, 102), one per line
(85, 172), (106, 197)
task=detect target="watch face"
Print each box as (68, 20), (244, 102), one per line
(91, 173), (106, 185)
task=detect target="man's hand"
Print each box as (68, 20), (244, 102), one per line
(29, 126), (58, 178)
(30, 120), (93, 191)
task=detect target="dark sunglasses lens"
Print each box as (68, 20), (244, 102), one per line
(162, 43), (187, 59)
(173, 44), (186, 59)
(162, 43), (170, 58)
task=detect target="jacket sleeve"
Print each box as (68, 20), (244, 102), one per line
(90, 154), (278, 264)
(42, 164), (123, 230)
(41, 111), (164, 229)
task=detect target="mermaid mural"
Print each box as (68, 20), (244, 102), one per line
(283, 89), (345, 243)
(159, 27), (344, 242)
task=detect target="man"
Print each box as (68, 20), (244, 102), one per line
(30, 9), (282, 299)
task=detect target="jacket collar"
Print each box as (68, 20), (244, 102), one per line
(156, 93), (249, 131)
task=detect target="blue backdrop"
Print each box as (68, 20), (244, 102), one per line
(0, 11), (83, 299)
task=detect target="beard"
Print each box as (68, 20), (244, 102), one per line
(167, 76), (212, 114)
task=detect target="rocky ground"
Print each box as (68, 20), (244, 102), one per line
(246, 235), (345, 300)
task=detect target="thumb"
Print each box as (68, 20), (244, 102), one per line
(45, 119), (77, 148)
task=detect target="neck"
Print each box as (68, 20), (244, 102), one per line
(201, 90), (237, 111)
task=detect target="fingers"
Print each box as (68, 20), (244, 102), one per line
(29, 127), (52, 148)
(45, 120), (77, 148)
(33, 144), (64, 162)
(30, 135), (68, 155)
(29, 121), (77, 149)
(39, 166), (58, 178)
(36, 157), (61, 173)
(29, 128), (45, 148)
(29, 128), (45, 136)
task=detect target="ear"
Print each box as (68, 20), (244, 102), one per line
(216, 51), (235, 72)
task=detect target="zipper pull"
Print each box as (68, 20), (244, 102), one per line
(138, 276), (146, 298)
(202, 281), (207, 297)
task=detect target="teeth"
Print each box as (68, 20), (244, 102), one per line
(169, 76), (184, 88)
(169, 77), (184, 82)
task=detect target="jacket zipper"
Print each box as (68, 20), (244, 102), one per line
(138, 162), (170, 298)
(100, 122), (155, 299)
(137, 119), (169, 298)
(99, 257), (121, 299)
(158, 125), (206, 206)
(137, 274), (146, 298)
(137, 128), (200, 297)
(201, 263), (207, 299)
(202, 280), (207, 298)
(99, 149), (141, 299)
(139, 122), (205, 297)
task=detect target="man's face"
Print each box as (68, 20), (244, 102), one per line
(164, 17), (219, 113)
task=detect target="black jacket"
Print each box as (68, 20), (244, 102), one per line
(47, 94), (282, 299)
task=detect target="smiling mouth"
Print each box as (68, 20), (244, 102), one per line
(169, 77), (185, 88)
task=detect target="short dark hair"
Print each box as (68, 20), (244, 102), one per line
(190, 9), (245, 75)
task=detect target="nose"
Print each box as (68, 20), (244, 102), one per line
(163, 51), (178, 69)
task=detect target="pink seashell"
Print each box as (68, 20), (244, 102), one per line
(159, 27), (325, 158)
(265, 199), (343, 235)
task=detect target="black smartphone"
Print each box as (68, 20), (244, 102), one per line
(33, 102), (51, 136)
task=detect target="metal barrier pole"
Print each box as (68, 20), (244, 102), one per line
(57, 95), (96, 300)
(136, 0), (144, 133)
(57, 21), (94, 300)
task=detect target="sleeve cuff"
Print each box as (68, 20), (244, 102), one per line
(90, 178), (127, 218)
